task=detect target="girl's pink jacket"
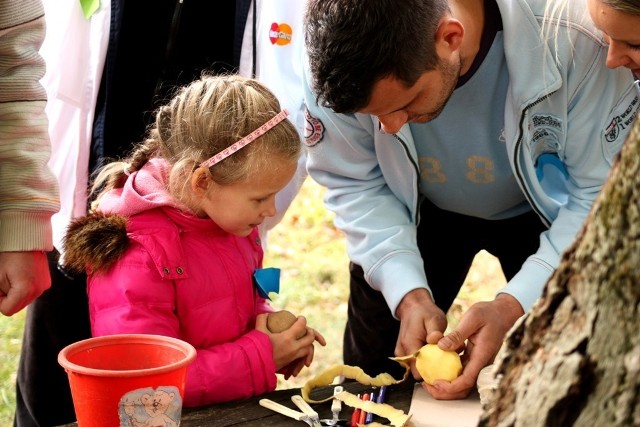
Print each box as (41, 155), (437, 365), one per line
(79, 159), (276, 406)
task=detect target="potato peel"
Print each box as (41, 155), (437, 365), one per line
(336, 390), (411, 427)
(301, 361), (412, 427)
(301, 363), (410, 403)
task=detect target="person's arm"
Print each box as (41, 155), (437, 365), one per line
(0, 0), (60, 316)
(302, 64), (429, 318)
(303, 62), (444, 371)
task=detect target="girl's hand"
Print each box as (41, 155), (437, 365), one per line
(255, 313), (326, 375)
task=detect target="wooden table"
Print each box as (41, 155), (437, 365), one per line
(59, 380), (416, 426)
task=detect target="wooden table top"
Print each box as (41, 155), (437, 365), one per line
(59, 380), (416, 426)
(182, 380), (415, 426)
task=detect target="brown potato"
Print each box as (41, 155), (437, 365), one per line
(267, 310), (306, 338)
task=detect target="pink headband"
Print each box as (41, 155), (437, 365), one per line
(200, 109), (289, 168)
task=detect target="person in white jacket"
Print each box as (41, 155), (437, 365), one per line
(13, 3), (108, 425)
(303, 0), (638, 401)
(0, 0), (59, 318)
(239, 0), (308, 234)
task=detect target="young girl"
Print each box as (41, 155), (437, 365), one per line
(62, 74), (326, 406)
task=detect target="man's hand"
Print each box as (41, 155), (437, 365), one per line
(423, 293), (524, 399)
(0, 251), (51, 316)
(394, 288), (448, 380)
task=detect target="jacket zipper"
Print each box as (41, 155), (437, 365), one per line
(392, 133), (424, 225)
(514, 93), (556, 227)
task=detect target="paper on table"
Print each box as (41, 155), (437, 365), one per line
(407, 383), (482, 427)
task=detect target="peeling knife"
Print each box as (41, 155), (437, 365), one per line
(292, 395), (322, 427)
(259, 398), (315, 426)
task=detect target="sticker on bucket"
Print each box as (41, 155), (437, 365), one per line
(119, 386), (182, 427)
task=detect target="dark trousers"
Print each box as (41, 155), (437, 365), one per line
(343, 199), (547, 378)
(14, 251), (91, 427)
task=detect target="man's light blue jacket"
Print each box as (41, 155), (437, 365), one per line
(303, 0), (639, 316)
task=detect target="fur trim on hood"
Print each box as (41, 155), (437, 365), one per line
(63, 212), (129, 274)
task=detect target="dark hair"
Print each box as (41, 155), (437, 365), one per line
(304, 0), (450, 113)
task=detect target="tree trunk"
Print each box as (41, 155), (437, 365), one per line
(480, 116), (640, 427)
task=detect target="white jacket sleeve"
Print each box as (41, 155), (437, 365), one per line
(0, 0), (59, 251)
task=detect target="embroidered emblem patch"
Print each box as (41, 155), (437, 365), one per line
(531, 114), (563, 131)
(304, 108), (325, 147)
(604, 95), (638, 143)
(269, 23), (293, 46)
(529, 114), (564, 162)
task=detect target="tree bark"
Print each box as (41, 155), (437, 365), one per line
(480, 116), (640, 427)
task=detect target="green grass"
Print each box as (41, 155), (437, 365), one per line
(0, 177), (505, 425)
(1, 309), (25, 425)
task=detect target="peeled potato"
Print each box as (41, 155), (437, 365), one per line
(414, 344), (462, 385)
(267, 310), (306, 338)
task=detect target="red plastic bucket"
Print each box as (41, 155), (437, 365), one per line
(58, 334), (196, 427)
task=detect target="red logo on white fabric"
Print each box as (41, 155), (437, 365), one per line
(304, 108), (325, 147)
(269, 23), (292, 45)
